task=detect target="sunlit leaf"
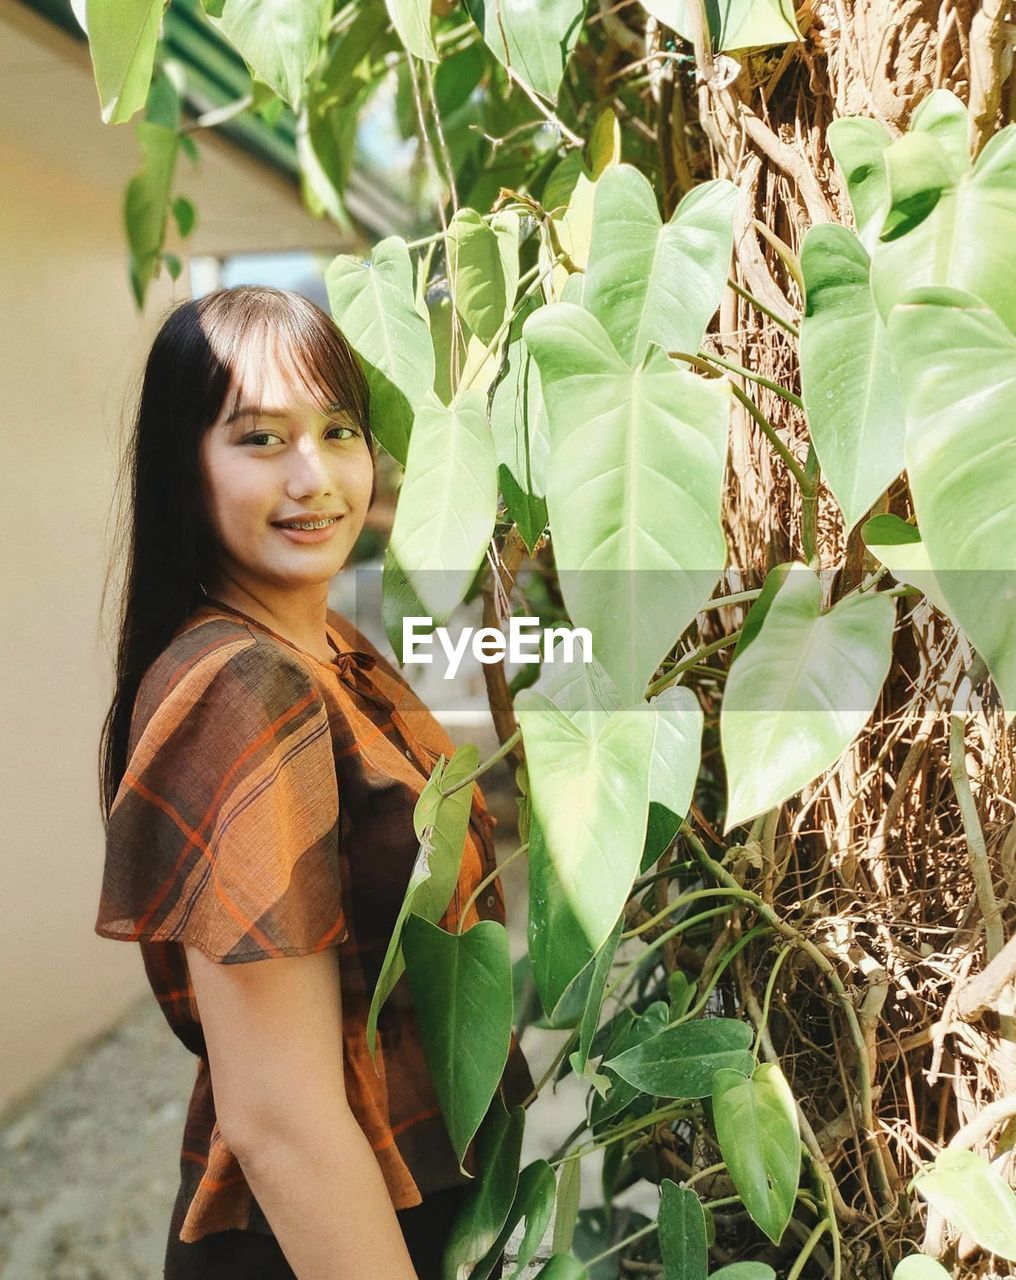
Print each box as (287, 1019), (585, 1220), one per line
(523, 303), (730, 705)
(388, 389), (498, 622)
(721, 565), (895, 829)
(85, 0), (163, 124)
(913, 1148), (1016, 1261)
(583, 166), (736, 366)
(799, 224), (905, 532)
(886, 288), (1016, 719)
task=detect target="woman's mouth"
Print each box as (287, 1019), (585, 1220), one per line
(272, 516), (342, 543)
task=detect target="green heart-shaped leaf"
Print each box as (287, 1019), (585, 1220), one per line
(516, 689), (656, 953)
(403, 916), (515, 1165)
(721, 565), (895, 829)
(326, 236), (435, 465)
(913, 1148), (1016, 1261)
(388, 388), (498, 623)
(827, 116), (892, 254)
(384, 0), (438, 61)
(642, 0), (801, 50)
(463, 0), (586, 103)
(872, 123), (1016, 334)
(892, 1258), (952, 1280)
(800, 224), (905, 532)
(523, 303), (730, 705)
(603, 1018), (754, 1097)
(582, 166), (736, 367)
(712, 1062), (800, 1244)
(85, 0), (163, 124)
(211, 0), (329, 109)
(886, 288), (1016, 719)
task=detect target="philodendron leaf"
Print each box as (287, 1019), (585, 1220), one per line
(799, 224), (905, 532)
(85, 0), (162, 124)
(711, 1266), (778, 1279)
(583, 166), (736, 367)
(909, 89), (971, 179)
(528, 811), (598, 1022)
(441, 1095), (525, 1280)
(515, 689), (656, 954)
(210, 0), (329, 109)
(861, 515), (954, 620)
(490, 299), (551, 546)
(463, 0), (586, 103)
(603, 1018), (754, 1097)
(893, 1259), (952, 1280)
(532, 1258), (589, 1280)
(872, 123), (1016, 334)
(384, 0), (438, 61)
(913, 1148), (1016, 1261)
(366, 747), (480, 1063)
(590, 1001), (670, 1128)
(523, 303), (730, 705)
(494, 1160), (557, 1280)
(403, 916), (514, 1167)
(647, 684), (703, 819)
(447, 208), (519, 346)
(388, 388), (498, 623)
(887, 288), (1016, 720)
(641, 0), (801, 50)
(124, 122), (178, 306)
(573, 916), (624, 1076)
(325, 236), (435, 465)
(712, 1063), (801, 1244)
(827, 116), (892, 254)
(721, 564), (895, 830)
(658, 1180), (708, 1280)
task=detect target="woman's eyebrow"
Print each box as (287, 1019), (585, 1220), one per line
(226, 403), (347, 424)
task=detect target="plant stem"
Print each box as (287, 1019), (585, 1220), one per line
(457, 842), (528, 930)
(584, 1220), (658, 1267)
(948, 654), (1013, 1037)
(441, 728), (522, 796)
(697, 349), (804, 409)
(645, 630), (742, 698)
(520, 1026), (579, 1109)
(753, 942), (794, 1061)
(682, 824), (896, 1210)
(786, 1218), (830, 1280)
(728, 277), (800, 337)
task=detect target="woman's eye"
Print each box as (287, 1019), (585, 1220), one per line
(245, 431), (282, 446)
(327, 424), (358, 440)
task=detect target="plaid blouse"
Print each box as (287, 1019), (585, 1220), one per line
(95, 598), (533, 1245)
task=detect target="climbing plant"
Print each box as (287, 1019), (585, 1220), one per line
(81, 1), (1016, 1276)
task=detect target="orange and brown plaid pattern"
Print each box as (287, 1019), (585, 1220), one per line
(95, 599), (533, 1245)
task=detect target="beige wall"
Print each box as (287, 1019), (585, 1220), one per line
(0, 5), (357, 1113)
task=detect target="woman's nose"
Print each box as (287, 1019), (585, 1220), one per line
(286, 434), (332, 497)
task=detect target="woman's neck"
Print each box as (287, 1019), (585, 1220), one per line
(201, 578), (334, 662)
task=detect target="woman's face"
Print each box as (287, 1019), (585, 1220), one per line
(197, 345), (374, 596)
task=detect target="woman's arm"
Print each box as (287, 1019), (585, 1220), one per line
(184, 944), (420, 1280)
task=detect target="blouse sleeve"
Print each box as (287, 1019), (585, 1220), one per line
(95, 639), (348, 963)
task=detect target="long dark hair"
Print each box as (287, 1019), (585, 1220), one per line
(98, 284), (373, 824)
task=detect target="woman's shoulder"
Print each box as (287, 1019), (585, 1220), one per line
(131, 609), (320, 751)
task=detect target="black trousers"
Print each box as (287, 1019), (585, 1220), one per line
(163, 1182), (503, 1279)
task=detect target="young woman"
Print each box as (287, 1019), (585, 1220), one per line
(95, 285), (533, 1280)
